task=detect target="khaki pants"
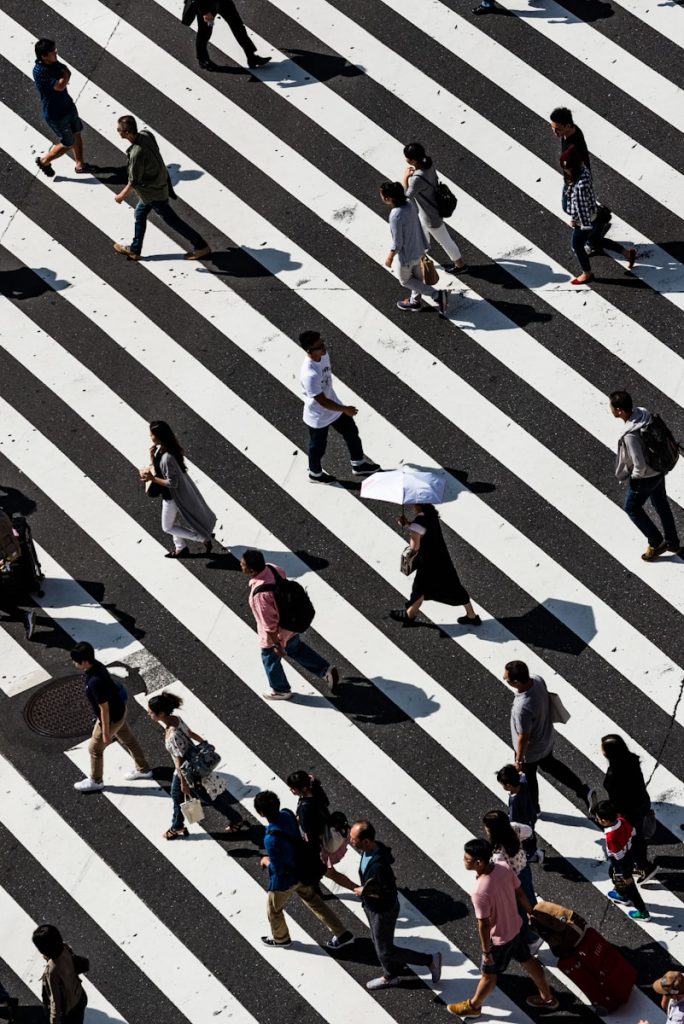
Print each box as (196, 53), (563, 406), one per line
(268, 884), (345, 943)
(89, 713), (149, 784)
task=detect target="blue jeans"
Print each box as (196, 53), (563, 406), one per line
(131, 199), (206, 256)
(170, 771), (242, 831)
(571, 227), (592, 273)
(260, 634), (329, 693)
(624, 475), (679, 548)
(308, 415), (364, 475)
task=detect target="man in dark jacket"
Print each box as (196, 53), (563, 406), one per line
(112, 115), (210, 262)
(185, 0), (270, 71)
(255, 790), (354, 949)
(346, 820), (442, 991)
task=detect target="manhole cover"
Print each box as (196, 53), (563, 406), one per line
(24, 673), (92, 738)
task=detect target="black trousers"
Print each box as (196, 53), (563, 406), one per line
(308, 415), (364, 474)
(364, 899), (432, 978)
(195, 0), (256, 62)
(523, 748), (586, 814)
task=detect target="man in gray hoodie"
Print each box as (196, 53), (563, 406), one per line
(610, 390), (680, 561)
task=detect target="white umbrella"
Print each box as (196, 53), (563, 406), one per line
(360, 465), (446, 506)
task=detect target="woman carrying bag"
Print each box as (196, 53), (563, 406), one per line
(390, 503), (480, 628)
(379, 181), (450, 317)
(32, 924), (87, 1024)
(482, 810), (541, 951)
(601, 734), (657, 883)
(140, 420), (216, 559)
(147, 691), (247, 839)
(402, 142), (468, 276)
(287, 770), (357, 890)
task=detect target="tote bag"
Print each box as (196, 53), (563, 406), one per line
(548, 691), (571, 725)
(181, 797), (205, 824)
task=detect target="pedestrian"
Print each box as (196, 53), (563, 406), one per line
(33, 39), (90, 177)
(146, 691), (247, 839)
(240, 549), (339, 700)
(113, 115), (210, 262)
(254, 790), (354, 950)
(482, 809), (541, 951)
(401, 143), (467, 275)
(0, 976), (17, 1021)
(32, 924), (87, 1024)
(550, 107), (591, 170)
(379, 181), (450, 317)
(287, 770), (357, 889)
(389, 503), (481, 628)
(446, 839), (557, 1018)
(593, 800), (650, 921)
(504, 660), (595, 815)
(496, 764), (544, 865)
(70, 642), (152, 793)
(140, 420), (216, 558)
(609, 389), (681, 561)
(560, 146), (635, 286)
(298, 331), (379, 484)
(342, 820), (442, 991)
(600, 734), (657, 882)
(184, 0), (271, 71)
(642, 971), (684, 1024)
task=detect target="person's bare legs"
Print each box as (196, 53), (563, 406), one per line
(71, 132), (86, 170)
(406, 595), (424, 620)
(469, 971), (497, 1009)
(521, 957), (553, 1000)
(38, 142), (69, 167)
(463, 600), (477, 619)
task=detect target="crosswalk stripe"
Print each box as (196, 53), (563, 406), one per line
(3, 285), (684, 851)
(0, 883), (129, 1023)
(24, 2), (684, 401)
(0, 751), (259, 1023)
(603, 0), (684, 50)
(3, 195), (683, 737)
(207, 0), (684, 318)
(0, 626), (50, 696)
(1, 383), (683, 963)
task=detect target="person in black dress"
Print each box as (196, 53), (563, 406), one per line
(601, 734), (657, 882)
(389, 503), (480, 628)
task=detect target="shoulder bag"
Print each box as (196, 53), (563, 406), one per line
(548, 690), (571, 725)
(145, 447), (164, 499)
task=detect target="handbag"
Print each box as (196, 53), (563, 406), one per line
(420, 254), (439, 286)
(400, 544), (419, 576)
(181, 797), (205, 824)
(548, 690), (571, 724)
(181, 739), (221, 786)
(71, 951), (90, 975)
(145, 447), (164, 498)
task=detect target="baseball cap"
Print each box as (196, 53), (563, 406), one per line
(654, 972), (684, 996)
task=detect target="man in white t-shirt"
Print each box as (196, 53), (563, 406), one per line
(298, 330), (379, 483)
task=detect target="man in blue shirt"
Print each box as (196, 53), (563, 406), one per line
(33, 38), (89, 178)
(255, 790), (354, 949)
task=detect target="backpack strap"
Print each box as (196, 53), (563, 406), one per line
(253, 565), (281, 597)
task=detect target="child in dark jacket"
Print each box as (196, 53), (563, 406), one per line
(594, 800), (650, 921)
(497, 764), (544, 864)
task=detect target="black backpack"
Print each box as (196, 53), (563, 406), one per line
(640, 414), (682, 475)
(271, 812), (326, 885)
(435, 181), (457, 219)
(254, 565), (315, 633)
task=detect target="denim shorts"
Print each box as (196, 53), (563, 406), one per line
(46, 108), (83, 148)
(482, 930), (532, 975)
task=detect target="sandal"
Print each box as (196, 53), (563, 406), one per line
(389, 608), (416, 627)
(164, 827), (188, 840)
(35, 157), (55, 178)
(224, 819), (249, 833)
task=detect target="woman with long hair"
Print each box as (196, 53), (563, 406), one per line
(601, 734), (656, 881)
(390, 503), (480, 628)
(140, 420), (216, 558)
(287, 770), (356, 889)
(32, 924), (87, 1024)
(147, 691), (247, 840)
(482, 809), (540, 949)
(379, 180), (450, 316)
(402, 142), (467, 275)
(560, 146), (636, 286)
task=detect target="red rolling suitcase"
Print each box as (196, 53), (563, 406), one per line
(557, 927), (637, 1012)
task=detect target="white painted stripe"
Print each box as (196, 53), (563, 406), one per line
(604, 0), (684, 52)
(490, 0), (684, 135)
(0, 884), (129, 1023)
(0, 753), (258, 1023)
(1, 403), (682, 964)
(0, 625), (50, 696)
(4, 278), (684, 847)
(26, 1), (684, 408)
(3, 196), (683, 738)
(206, 0), (684, 319)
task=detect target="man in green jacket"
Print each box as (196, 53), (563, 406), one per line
(113, 115), (210, 261)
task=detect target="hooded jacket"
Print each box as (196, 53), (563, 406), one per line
(359, 841), (398, 912)
(615, 407), (659, 481)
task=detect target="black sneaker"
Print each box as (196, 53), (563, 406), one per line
(309, 471), (336, 483)
(248, 54), (271, 69)
(327, 931), (354, 950)
(351, 459), (380, 476)
(438, 290), (450, 318)
(261, 936), (292, 947)
(457, 614), (481, 626)
(35, 157), (55, 177)
(443, 263), (469, 275)
(390, 609), (416, 627)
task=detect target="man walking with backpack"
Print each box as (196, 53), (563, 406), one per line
(255, 790), (354, 949)
(609, 390), (681, 561)
(240, 549), (339, 700)
(70, 642), (152, 792)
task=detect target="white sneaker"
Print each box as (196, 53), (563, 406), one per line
(367, 976), (402, 991)
(74, 778), (105, 793)
(263, 691), (293, 701)
(124, 770), (154, 781)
